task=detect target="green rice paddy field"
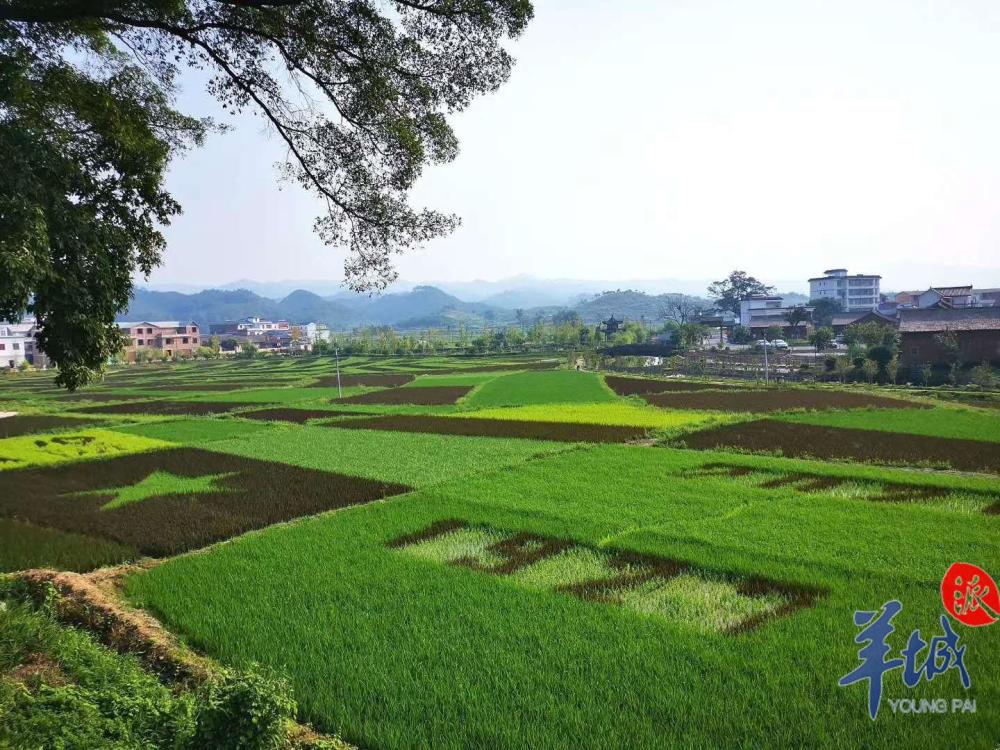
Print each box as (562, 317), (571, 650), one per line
(1, 355), (998, 749)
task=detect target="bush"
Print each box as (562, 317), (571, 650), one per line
(729, 325), (751, 344)
(866, 345), (894, 369)
(193, 665), (296, 750)
(969, 361), (998, 389)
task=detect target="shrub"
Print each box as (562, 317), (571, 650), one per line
(969, 361), (998, 389)
(193, 665), (296, 750)
(866, 345), (894, 370)
(729, 325), (751, 344)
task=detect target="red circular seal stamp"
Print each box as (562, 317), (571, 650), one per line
(941, 562), (999, 627)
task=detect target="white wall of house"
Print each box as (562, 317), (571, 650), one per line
(739, 296), (784, 326)
(0, 323), (34, 369)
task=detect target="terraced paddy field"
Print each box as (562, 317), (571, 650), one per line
(2, 357), (999, 749)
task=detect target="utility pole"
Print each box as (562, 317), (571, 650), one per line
(334, 346), (343, 398)
(762, 337), (769, 386)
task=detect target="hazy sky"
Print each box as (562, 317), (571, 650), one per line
(148, 0), (1000, 292)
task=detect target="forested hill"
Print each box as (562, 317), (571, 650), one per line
(123, 286), (716, 330)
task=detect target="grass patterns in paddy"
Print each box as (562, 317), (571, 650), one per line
(71, 400), (254, 416)
(605, 375), (739, 396)
(0, 415), (101, 438)
(311, 373), (414, 388)
(204, 425), (572, 487)
(390, 520), (820, 634)
(334, 385), (473, 405)
(0, 430), (167, 472)
(679, 461), (1000, 513)
(125, 445), (1000, 750)
(645, 388), (926, 412)
(326, 414), (649, 442)
(0, 447), (409, 558)
(680, 419), (1000, 473)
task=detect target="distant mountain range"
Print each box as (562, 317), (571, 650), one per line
(124, 279), (809, 331)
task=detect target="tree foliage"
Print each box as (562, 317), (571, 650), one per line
(808, 326), (834, 352)
(809, 297), (841, 328)
(783, 306), (810, 337)
(707, 270), (775, 316)
(1, 0), (532, 388)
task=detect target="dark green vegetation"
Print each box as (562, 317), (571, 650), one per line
(237, 408), (364, 424)
(1, 0), (533, 386)
(0, 415), (99, 438)
(644, 388), (927, 412)
(0, 448), (408, 559)
(605, 375), (736, 396)
(313, 373), (414, 388)
(0, 519), (138, 573)
(2, 355), (998, 749)
(72, 400), (253, 416)
(0, 589), (305, 750)
(328, 414), (648, 443)
(680, 419), (1000, 473)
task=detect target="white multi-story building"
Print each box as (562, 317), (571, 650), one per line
(738, 295), (784, 327)
(0, 319), (39, 370)
(808, 269), (881, 311)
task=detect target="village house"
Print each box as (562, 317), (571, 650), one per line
(898, 307), (1000, 368)
(0, 320), (38, 369)
(117, 321), (200, 362)
(895, 286), (999, 309)
(829, 310), (898, 337)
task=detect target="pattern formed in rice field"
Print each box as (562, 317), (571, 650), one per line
(325, 414), (648, 442)
(679, 462), (1000, 513)
(644, 389), (927, 412)
(334, 385), (473, 405)
(0, 448), (410, 558)
(389, 521), (821, 633)
(605, 376), (738, 396)
(681, 419), (1000, 473)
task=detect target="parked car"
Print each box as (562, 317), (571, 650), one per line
(753, 339), (789, 351)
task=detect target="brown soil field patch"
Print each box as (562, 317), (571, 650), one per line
(0, 448), (410, 557)
(326, 414), (648, 442)
(71, 400), (253, 416)
(644, 389), (927, 412)
(311, 373), (415, 388)
(238, 407), (366, 424)
(334, 385), (474, 405)
(680, 420), (1000, 473)
(605, 375), (738, 396)
(0, 415), (101, 438)
(389, 521), (823, 634)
